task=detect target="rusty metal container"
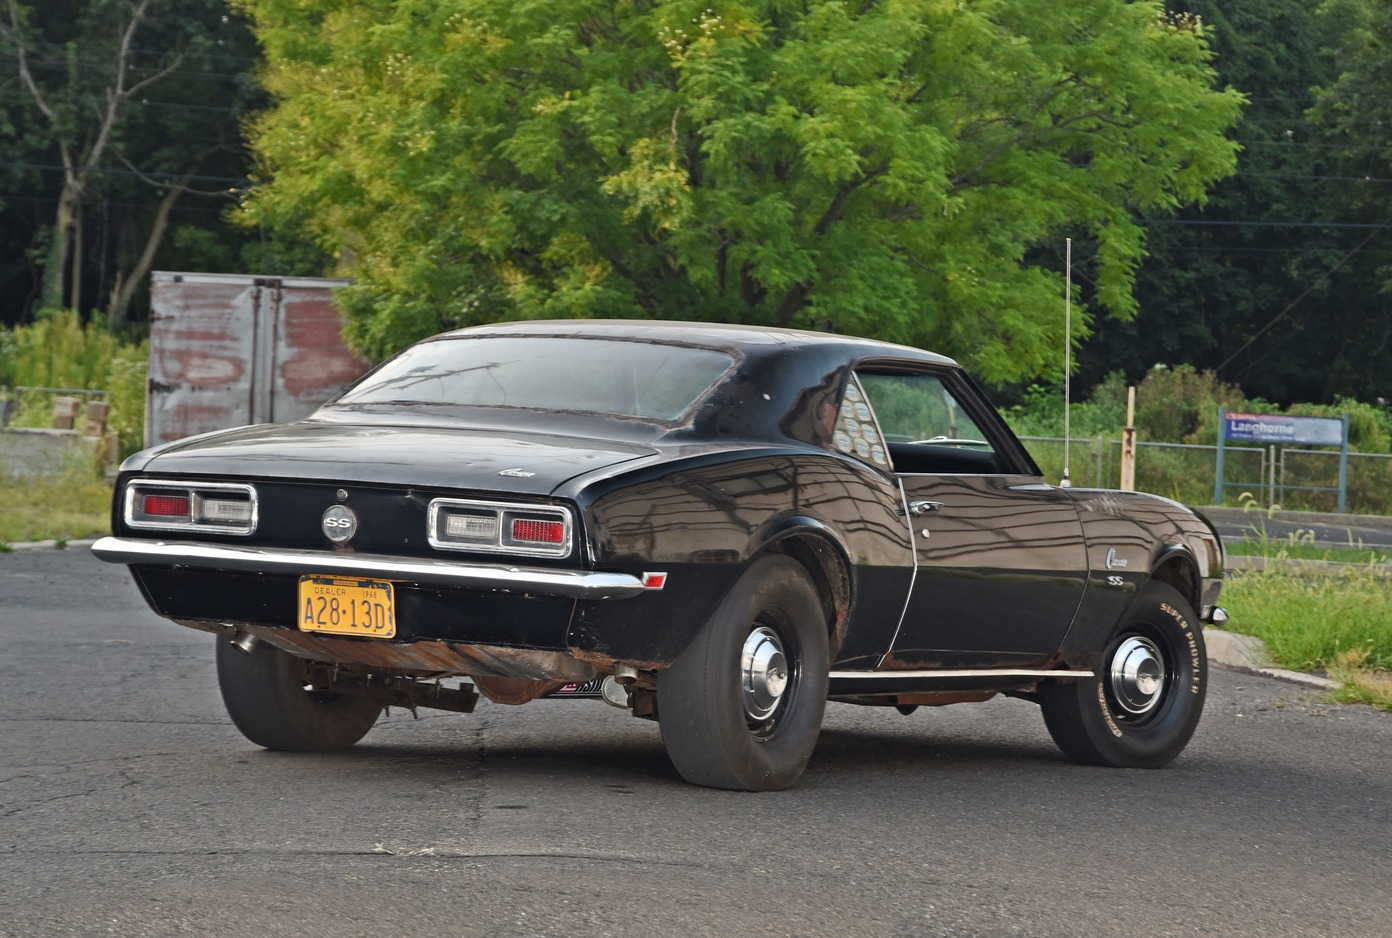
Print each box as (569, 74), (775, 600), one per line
(147, 272), (371, 446)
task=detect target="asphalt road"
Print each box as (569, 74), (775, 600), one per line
(1203, 506), (1392, 551)
(2, 549), (1389, 938)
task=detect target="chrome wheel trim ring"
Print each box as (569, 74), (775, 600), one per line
(1109, 635), (1167, 716)
(741, 626), (790, 724)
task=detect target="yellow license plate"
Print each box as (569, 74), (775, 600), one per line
(298, 576), (396, 638)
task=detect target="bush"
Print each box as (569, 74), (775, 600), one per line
(0, 310), (147, 456)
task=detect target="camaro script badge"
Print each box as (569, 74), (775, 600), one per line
(498, 468), (536, 478)
(321, 505), (358, 543)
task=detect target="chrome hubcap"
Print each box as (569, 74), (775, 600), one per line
(1109, 635), (1166, 716)
(742, 626), (789, 723)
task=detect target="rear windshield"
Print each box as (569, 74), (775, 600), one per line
(332, 336), (735, 422)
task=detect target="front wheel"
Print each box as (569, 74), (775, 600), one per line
(216, 637), (382, 751)
(1039, 581), (1206, 768)
(658, 555), (829, 791)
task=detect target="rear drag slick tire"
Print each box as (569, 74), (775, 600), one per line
(216, 637), (382, 751)
(658, 555), (829, 791)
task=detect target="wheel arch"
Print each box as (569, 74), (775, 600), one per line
(756, 517), (853, 656)
(1145, 545), (1202, 615)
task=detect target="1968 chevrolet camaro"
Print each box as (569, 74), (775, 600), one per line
(93, 321), (1225, 790)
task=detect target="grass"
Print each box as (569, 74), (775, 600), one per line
(1222, 562), (1392, 709)
(1328, 650), (1392, 711)
(0, 461), (112, 545)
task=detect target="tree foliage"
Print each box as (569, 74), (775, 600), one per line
(1075, 0), (1392, 406)
(0, 0), (322, 330)
(239, 0), (1241, 380)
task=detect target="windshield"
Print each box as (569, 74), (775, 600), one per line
(332, 336), (735, 422)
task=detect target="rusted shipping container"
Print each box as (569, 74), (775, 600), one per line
(147, 272), (371, 446)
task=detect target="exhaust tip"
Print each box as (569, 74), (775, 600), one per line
(230, 631), (259, 655)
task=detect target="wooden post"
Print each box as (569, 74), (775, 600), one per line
(1119, 386), (1137, 491)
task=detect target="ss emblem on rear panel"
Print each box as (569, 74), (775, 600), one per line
(321, 505), (358, 543)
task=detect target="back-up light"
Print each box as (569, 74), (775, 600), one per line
(429, 498), (572, 558)
(125, 482), (257, 535)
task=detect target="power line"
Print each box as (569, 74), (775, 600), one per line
(1142, 219), (1390, 230)
(1237, 138), (1390, 153)
(1216, 215), (1392, 374)
(1147, 245), (1392, 255)
(1239, 172), (1392, 185)
(0, 89), (250, 115)
(0, 193), (229, 214)
(0, 50), (253, 84)
(0, 161), (249, 186)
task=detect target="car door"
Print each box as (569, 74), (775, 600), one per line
(853, 367), (1088, 670)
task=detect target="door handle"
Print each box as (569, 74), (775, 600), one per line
(908, 500), (944, 516)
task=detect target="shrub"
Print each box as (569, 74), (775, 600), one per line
(0, 310), (147, 456)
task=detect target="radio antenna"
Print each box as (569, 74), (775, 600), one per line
(1062, 238), (1072, 488)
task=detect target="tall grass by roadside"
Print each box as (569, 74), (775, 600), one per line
(0, 459), (111, 546)
(1222, 562), (1392, 709)
(0, 309), (147, 456)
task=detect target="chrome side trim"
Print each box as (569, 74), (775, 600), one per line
(90, 536), (645, 600)
(873, 475), (919, 669)
(829, 669), (1095, 680)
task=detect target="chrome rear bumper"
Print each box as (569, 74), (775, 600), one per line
(91, 536), (646, 600)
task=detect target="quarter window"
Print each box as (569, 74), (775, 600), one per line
(830, 376), (890, 468)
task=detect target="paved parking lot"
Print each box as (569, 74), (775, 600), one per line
(2, 548), (1389, 937)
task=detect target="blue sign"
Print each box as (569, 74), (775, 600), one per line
(1223, 412), (1344, 446)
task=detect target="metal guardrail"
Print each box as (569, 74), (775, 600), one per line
(0, 386), (109, 429)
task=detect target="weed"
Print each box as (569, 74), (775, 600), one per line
(0, 459), (111, 544)
(1221, 563), (1392, 672)
(1327, 648), (1392, 710)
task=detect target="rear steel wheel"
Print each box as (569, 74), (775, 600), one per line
(658, 555), (829, 791)
(1040, 581), (1206, 768)
(216, 637), (381, 751)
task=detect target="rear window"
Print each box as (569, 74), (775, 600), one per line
(332, 336), (735, 422)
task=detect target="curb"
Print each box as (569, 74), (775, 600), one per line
(2, 537), (100, 552)
(1205, 628), (1337, 690)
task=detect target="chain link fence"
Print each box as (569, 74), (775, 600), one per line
(1020, 436), (1389, 513)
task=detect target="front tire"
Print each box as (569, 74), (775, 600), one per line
(658, 555), (829, 791)
(1040, 581), (1206, 768)
(216, 637), (381, 751)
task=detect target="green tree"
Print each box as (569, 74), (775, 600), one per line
(1307, 0), (1392, 402)
(239, 0), (1241, 380)
(0, 0), (319, 330)
(1075, 0), (1392, 406)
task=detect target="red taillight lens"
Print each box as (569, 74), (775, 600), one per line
(143, 494), (190, 517)
(512, 519), (565, 544)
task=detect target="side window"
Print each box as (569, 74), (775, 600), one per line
(855, 372), (1001, 475)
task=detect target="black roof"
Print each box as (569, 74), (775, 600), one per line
(438, 319), (958, 368)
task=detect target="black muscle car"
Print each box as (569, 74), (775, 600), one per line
(93, 322), (1225, 791)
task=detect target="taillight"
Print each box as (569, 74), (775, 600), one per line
(125, 482), (257, 535)
(511, 519), (565, 545)
(143, 494), (190, 518)
(429, 498), (572, 557)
